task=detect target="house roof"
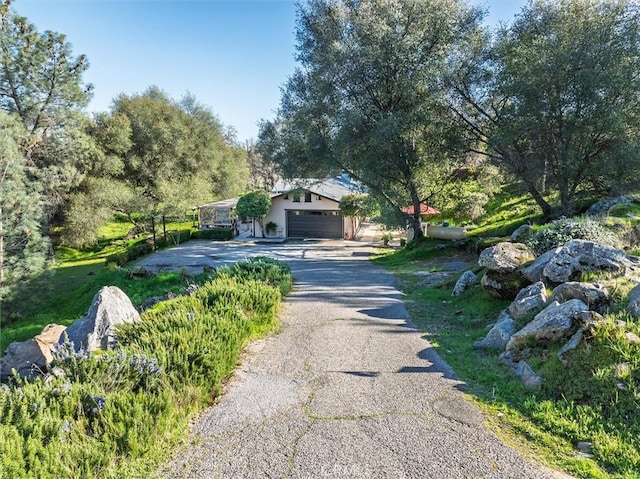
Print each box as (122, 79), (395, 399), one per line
(401, 203), (440, 215)
(271, 176), (363, 202)
(197, 197), (239, 209)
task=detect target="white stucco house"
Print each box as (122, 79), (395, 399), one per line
(257, 175), (364, 239)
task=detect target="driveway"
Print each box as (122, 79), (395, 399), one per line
(149, 240), (569, 478)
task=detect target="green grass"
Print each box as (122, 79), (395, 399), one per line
(374, 241), (640, 478)
(468, 190), (543, 237)
(0, 266), (193, 352)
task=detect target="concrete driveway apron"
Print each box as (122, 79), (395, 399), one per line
(158, 240), (570, 479)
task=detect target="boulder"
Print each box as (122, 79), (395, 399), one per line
(499, 352), (543, 389)
(514, 361), (544, 389)
(574, 310), (605, 329)
(510, 224), (534, 243)
(585, 196), (636, 217)
(481, 270), (530, 300)
(626, 283), (640, 319)
(478, 242), (535, 274)
(452, 270), (477, 296)
(473, 310), (516, 349)
(551, 282), (610, 313)
(507, 281), (548, 320)
(521, 248), (561, 284)
(59, 286), (140, 353)
(542, 240), (640, 284)
(557, 328), (584, 366)
(506, 299), (588, 351)
(0, 324), (66, 380)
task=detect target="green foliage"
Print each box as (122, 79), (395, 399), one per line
(0, 257), (292, 478)
(105, 241), (153, 267)
(526, 217), (621, 255)
(192, 227), (233, 241)
(235, 190), (271, 220)
(228, 256), (292, 296)
(261, 0), (484, 236)
(265, 221), (277, 234)
(0, 112), (49, 305)
(0, 10), (91, 132)
(456, 0), (640, 217)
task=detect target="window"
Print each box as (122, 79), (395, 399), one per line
(293, 192), (301, 202)
(304, 192), (312, 202)
(283, 194), (289, 200)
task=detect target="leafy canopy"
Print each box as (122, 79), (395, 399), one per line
(259, 0), (484, 236)
(236, 190), (272, 220)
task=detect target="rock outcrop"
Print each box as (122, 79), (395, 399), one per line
(542, 240), (640, 283)
(510, 224), (534, 244)
(506, 299), (588, 351)
(551, 282), (609, 313)
(507, 281), (548, 320)
(478, 242), (535, 274)
(626, 283), (640, 319)
(58, 286), (141, 353)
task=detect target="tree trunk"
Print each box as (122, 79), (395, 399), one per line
(559, 181), (574, 217)
(0, 204), (4, 290)
(525, 181), (553, 218)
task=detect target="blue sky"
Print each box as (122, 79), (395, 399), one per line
(13, 0), (527, 144)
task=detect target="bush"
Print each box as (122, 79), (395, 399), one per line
(105, 241), (153, 267)
(0, 257), (292, 478)
(526, 217), (622, 255)
(154, 229), (193, 248)
(192, 228), (233, 241)
(229, 256), (293, 296)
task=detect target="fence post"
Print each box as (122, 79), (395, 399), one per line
(151, 216), (157, 251)
(162, 215), (167, 243)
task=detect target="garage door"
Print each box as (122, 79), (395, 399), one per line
(286, 210), (343, 238)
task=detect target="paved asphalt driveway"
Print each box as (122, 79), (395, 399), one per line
(144, 240), (570, 479)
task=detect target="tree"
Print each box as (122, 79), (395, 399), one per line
(259, 0), (483, 237)
(0, 3), (96, 226)
(0, 111), (48, 307)
(246, 138), (279, 191)
(236, 190), (271, 237)
(339, 193), (373, 239)
(64, 87), (249, 247)
(451, 0), (640, 217)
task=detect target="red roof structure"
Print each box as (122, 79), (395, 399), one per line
(401, 203), (440, 215)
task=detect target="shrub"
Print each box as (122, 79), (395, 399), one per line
(0, 257), (292, 478)
(105, 241), (153, 267)
(526, 217), (622, 255)
(192, 228), (233, 241)
(154, 229), (192, 248)
(228, 256), (292, 296)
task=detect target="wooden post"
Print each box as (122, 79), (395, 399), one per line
(151, 216), (157, 251)
(162, 214), (167, 243)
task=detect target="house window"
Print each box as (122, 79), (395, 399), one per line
(304, 192), (312, 202)
(293, 192), (301, 202)
(283, 194), (289, 200)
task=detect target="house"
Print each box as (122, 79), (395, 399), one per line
(259, 175), (363, 239)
